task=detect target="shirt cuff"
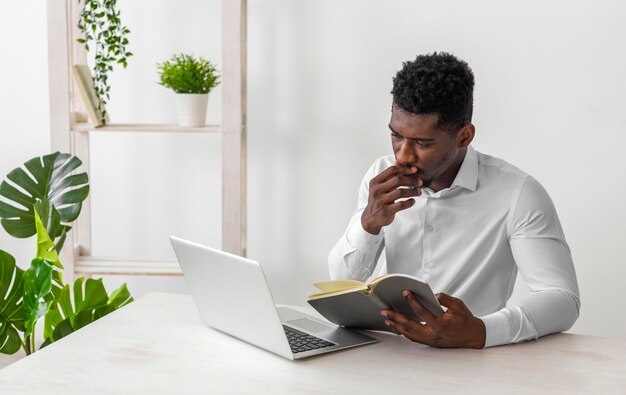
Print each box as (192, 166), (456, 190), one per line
(480, 310), (512, 348)
(346, 220), (384, 251)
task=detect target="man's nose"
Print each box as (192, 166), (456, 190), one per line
(396, 140), (418, 164)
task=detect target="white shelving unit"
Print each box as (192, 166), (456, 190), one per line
(71, 124), (222, 133)
(46, 0), (247, 280)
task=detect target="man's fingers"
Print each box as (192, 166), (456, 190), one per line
(372, 165), (419, 185)
(387, 320), (427, 340)
(371, 166), (406, 184)
(388, 198), (415, 213)
(436, 293), (462, 309)
(381, 310), (428, 342)
(363, 165), (422, 236)
(381, 309), (411, 325)
(382, 294), (483, 348)
(392, 161), (419, 175)
(384, 186), (422, 204)
(379, 175), (423, 194)
(404, 290), (437, 324)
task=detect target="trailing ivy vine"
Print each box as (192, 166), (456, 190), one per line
(77, 0), (133, 125)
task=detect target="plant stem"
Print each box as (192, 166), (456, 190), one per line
(24, 335), (31, 356)
(30, 323), (36, 354)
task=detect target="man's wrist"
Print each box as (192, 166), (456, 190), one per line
(469, 318), (487, 349)
(361, 215), (381, 235)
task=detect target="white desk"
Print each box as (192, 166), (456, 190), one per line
(1, 293), (624, 394)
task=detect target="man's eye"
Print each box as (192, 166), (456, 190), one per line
(391, 133), (403, 140)
(417, 142), (430, 148)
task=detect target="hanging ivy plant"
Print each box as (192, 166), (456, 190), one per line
(76, 0), (133, 125)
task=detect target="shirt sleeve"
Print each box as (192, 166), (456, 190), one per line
(480, 176), (581, 347)
(328, 161), (385, 281)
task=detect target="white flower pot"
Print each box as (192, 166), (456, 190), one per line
(175, 93), (209, 127)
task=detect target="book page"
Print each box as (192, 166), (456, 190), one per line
(309, 280), (367, 299)
(368, 274), (393, 288)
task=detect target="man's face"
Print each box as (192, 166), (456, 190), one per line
(388, 107), (470, 191)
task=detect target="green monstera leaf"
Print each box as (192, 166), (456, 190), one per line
(23, 259), (54, 335)
(34, 209), (64, 292)
(0, 250), (25, 355)
(0, 152), (89, 252)
(22, 258), (54, 354)
(42, 278), (133, 347)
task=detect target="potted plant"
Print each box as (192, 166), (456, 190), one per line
(157, 53), (221, 127)
(0, 152), (133, 358)
(76, 0), (133, 125)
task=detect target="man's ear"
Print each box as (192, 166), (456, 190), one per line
(457, 124), (475, 148)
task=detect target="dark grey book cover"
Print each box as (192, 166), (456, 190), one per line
(308, 274), (444, 332)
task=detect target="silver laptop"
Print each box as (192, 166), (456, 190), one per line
(170, 236), (376, 360)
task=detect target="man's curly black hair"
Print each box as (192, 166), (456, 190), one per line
(391, 52), (474, 132)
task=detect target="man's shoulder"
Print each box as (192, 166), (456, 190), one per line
(475, 150), (553, 204)
(476, 150), (531, 183)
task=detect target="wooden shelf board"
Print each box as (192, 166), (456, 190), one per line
(74, 256), (182, 276)
(71, 123), (221, 133)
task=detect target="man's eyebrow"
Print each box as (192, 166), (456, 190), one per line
(388, 124), (436, 142)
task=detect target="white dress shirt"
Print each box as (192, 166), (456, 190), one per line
(328, 145), (580, 347)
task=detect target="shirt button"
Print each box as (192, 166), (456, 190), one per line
(425, 225), (434, 232)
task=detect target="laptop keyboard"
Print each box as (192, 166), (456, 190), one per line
(283, 325), (335, 354)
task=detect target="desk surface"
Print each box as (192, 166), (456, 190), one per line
(0, 293), (624, 394)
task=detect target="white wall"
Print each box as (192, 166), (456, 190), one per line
(1, 1), (625, 340)
(0, 1), (51, 265)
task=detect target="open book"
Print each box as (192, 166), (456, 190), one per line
(307, 274), (444, 332)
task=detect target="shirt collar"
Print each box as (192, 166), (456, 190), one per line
(450, 145), (478, 192)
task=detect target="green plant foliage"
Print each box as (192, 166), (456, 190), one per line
(157, 53), (220, 94)
(34, 200), (68, 254)
(0, 151), (134, 356)
(93, 282), (133, 320)
(34, 209), (64, 291)
(22, 258), (54, 354)
(43, 278), (133, 346)
(77, 0), (133, 124)
(0, 250), (25, 355)
(0, 152), (89, 253)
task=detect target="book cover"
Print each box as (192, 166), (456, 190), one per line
(71, 65), (109, 127)
(308, 274), (444, 332)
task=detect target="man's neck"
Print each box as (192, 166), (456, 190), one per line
(428, 148), (467, 192)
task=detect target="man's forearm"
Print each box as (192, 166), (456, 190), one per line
(480, 288), (580, 347)
(328, 215), (384, 281)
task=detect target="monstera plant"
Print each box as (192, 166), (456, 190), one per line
(0, 152), (88, 253)
(0, 152), (133, 356)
